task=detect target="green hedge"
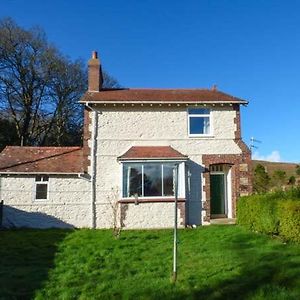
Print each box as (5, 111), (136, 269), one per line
(278, 200), (300, 243)
(237, 188), (300, 243)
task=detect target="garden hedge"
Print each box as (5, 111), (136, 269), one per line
(277, 200), (300, 243)
(237, 188), (300, 243)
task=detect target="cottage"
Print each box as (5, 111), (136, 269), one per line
(0, 51), (252, 228)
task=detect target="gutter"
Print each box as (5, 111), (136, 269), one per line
(86, 102), (98, 229)
(0, 172), (85, 175)
(80, 100), (248, 105)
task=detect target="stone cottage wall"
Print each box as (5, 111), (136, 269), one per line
(89, 105), (244, 228)
(0, 175), (91, 228)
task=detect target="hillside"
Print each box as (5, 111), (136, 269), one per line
(252, 160), (299, 178)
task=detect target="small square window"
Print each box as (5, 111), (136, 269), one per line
(35, 175), (49, 182)
(35, 175), (42, 182)
(35, 175), (49, 200)
(188, 108), (211, 136)
(36, 184), (48, 200)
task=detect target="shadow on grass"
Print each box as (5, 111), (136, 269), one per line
(183, 253), (300, 300)
(2, 227), (299, 300)
(3, 205), (75, 228)
(0, 228), (72, 300)
(143, 230), (300, 300)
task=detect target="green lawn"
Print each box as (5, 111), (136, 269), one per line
(1, 226), (300, 300)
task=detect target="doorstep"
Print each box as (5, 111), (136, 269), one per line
(210, 218), (236, 225)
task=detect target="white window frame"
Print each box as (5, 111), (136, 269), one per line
(121, 160), (186, 199)
(187, 107), (213, 137)
(34, 175), (49, 201)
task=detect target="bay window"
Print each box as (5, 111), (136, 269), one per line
(122, 162), (185, 198)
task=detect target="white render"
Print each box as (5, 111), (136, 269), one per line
(121, 203), (184, 229)
(0, 175), (90, 228)
(91, 105), (242, 228)
(0, 104), (244, 229)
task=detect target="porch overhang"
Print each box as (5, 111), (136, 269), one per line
(118, 146), (188, 161)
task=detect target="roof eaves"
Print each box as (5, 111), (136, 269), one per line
(0, 171), (85, 175)
(80, 100), (248, 105)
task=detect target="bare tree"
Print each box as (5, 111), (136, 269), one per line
(0, 18), (120, 147)
(0, 18), (56, 145)
(41, 57), (86, 146)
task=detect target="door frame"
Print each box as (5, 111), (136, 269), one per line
(210, 171), (228, 219)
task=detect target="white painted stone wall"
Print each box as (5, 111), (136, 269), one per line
(92, 105), (242, 228)
(0, 105), (242, 229)
(0, 175), (91, 228)
(121, 203), (184, 229)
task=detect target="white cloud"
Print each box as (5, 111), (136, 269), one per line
(252, 150), (281, 162)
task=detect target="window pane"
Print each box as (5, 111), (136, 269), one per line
(36, 184), (48, 199)
(123, 164), (143, 197)
(144, 164), (162, 197)
(35, 175), (42, 182)
(189, 116), (210, 134)
(163, 164), (175, 196)
(42, 175), (49, 182)
(188, 108), (210, 115)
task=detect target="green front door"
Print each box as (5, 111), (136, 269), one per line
(210, 174), (226, 216)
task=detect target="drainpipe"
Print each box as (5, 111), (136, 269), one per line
(86, 102), (98, 229)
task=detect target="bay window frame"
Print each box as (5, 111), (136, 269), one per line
(121, 160), (186, 200)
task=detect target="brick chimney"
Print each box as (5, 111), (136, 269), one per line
(88, 51), (103, 91)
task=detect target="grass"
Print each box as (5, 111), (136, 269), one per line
(0, 226), (300, 299)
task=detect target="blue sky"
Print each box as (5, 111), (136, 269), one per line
(1, 0), (299, 162)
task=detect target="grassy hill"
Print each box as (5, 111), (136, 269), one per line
(252, 160), (299, 179)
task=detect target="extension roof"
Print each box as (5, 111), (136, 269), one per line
(80, 88), (248, 105)
(0, 146), (84, 174)
(118, 146), (188, 161)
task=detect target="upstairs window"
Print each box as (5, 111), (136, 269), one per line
(188, 108), (211, 136)
(35, 175), (49, 200)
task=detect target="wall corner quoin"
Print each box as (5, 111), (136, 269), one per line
(232, 103), (252, 198)
(83, 107), (92, 173)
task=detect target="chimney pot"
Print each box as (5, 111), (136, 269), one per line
(92, 51), (98, 59)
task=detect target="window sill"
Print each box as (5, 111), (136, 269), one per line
(119, 198), (186, 204)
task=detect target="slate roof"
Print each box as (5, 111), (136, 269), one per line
(81, 88), (248, 104)
(118, 146), (188, 160)
(0, 146), (84, 174)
